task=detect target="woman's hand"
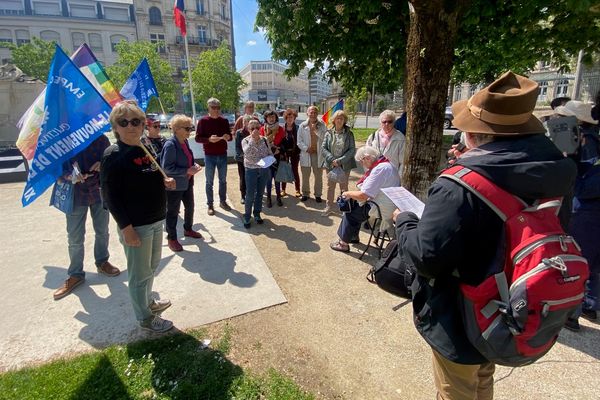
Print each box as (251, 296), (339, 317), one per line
(164, 177), (176, 190)
(250, 128), (261, 140)
(392, 208), (402, 223)
(332, 160), (339, 167)
(122, 225), (141, 247)
(187, 163), (201, 175)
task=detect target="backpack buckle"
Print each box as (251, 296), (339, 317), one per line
(542, 257), (568, 275)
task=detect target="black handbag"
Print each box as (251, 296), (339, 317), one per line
(366, 239), (415, 298)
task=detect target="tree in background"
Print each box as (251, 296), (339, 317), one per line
(107, 41), (176, 112)
(344, 87), (368, 128)
(256, 0), (600, 195)
(6, 37), (56, 82)
(190, 43), (246, 112)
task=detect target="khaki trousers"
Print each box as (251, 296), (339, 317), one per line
(432, 349), (495, 400)
(301, 152), (323, 197)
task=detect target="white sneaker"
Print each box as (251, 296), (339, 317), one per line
(149, 298), (172, 314)
(140, 315), (174, 333)
(321, 206), (332, 217)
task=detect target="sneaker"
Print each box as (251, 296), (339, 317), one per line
(243, 216), (251, 229)
(300, 195), (309, 202)
(96, 261), (120, 277)
(220, 202), (232, 211)
(207, 206), (215, 216)
(53, 276), (84, 300)
(184, 230), (203, 239)
(140, 315), (173, 333)
(277, 196), (283, 206)
(581, 308), (598, 321)
(315, 196), (323, 203)
(168, 239), (183, 252)
(255, 215), (264, 224)
(564, 317), (581, 332)
(321, 206), (332, 217)
(149, 298), (172, 314)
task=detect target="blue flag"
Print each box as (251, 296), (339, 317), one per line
(120, 58), (159, 112)
(21, 45), (112, 207)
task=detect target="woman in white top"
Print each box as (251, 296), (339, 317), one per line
(366, 109), (406, 178)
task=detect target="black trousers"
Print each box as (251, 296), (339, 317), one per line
(166, 184), (194, 240)
(236, 161), (246, 198)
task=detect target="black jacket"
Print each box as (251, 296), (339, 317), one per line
(395, 134), (577, 364)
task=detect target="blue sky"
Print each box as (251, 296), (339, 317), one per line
(231, 0), (273, 71)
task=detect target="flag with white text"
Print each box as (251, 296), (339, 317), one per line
(120, 58), (159, 112)
(21, 45), (112, 207)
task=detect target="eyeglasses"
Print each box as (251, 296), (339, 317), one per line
(381, 120), (394, 124)
(117, 118), (142, 128)
(179, 126), (195, 132)
(151, 124), (160, 128)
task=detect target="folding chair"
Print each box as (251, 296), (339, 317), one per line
(359, 200), (391, 260)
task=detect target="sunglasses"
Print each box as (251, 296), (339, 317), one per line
(180, 126), (195, 132)
(381, 120), (394, 124)
(117, 118), (142, 127)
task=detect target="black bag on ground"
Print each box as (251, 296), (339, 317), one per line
(366, 239), (415, 298)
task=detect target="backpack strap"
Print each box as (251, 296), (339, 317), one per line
(440, 165), (527, 221)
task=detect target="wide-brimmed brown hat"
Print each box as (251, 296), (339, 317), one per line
(451, 71), (545, 135)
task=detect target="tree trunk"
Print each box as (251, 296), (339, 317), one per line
(403, 0), (468, 198)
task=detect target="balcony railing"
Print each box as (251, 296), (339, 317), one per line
(176, 35), (213, 46)
(0, 9), (25, 15)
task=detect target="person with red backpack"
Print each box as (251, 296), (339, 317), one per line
(393, 72), (580, 400)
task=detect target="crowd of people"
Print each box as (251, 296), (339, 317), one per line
(49, 77), (600, 399)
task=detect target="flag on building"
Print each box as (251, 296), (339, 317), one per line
(174, 0), (187, 36)
(120, 58), (159, 112)
(21, 45), (112, 207)
(16, 44), (121, 160)
(321, 99), (344, 127)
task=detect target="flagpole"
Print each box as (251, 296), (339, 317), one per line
(157, 97), (167, 115)
(183, 33), (197, 122)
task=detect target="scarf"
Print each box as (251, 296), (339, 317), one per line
(357, 156), (389, 186)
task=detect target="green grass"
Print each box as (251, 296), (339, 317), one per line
(0, 326), (313, 400)
(351, 127), (376, 142)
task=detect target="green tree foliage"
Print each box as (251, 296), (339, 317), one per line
(6, 37), (57, 82)
(344, 87), (368, 128)
(107, 41), (176, 112)
(190, 43), (246, 112)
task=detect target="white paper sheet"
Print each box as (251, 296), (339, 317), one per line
(257, 155), (276, 168)
(381, 186), (425, 218)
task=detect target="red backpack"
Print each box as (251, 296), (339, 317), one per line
(441, 165), (589, 367)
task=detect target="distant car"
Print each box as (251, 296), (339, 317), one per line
(275, 108), (285, 117)
(444, 106), (454, 129)
(158, 113), (174, 129)
(224, 113), (236, 130)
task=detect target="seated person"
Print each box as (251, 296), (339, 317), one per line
(330, 145), (400, 252)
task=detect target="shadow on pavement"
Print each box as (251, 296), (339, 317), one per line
(557, 323), (600, 360)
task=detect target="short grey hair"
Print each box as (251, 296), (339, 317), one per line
(242, 114), (253, 122)
(207, 97), (221, 107)
(354, 145), (381, 162)
(379, 109), (396, 122)
(247, 120), (261, 130)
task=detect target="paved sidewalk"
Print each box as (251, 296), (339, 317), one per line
(0, 178), (285, 371)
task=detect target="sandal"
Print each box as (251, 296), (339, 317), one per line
(330, 240), (350, 253)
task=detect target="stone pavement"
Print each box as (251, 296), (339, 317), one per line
(0, 177), (285, 371)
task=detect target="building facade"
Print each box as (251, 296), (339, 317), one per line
(0, 0), (234, 112)
(239, 60), (310, 111)
(308, 71), (331, 105)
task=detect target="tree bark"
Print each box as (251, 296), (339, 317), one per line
(403, 0), (469, 198)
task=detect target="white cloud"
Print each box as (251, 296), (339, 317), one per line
(247, 40), (257, 46)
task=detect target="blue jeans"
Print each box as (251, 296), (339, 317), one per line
(204, 154), (228, 205)
(118, 220), (164, 321)
(265, 166), (281, 197)
(66, 202), (110, 278)
(244, 167), (269, 220)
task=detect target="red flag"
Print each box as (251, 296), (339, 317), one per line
(173, 0), (186, 36)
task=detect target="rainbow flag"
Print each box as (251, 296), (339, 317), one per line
(16, 44), (122, 160)
(321, 99), (344, 127)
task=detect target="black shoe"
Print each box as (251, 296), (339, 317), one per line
(581, 308), (598, 321)
(300, 195), (308, 202)
(242, 217), (251, 229)
(315, 196), (323, 203)
(266, 197), (272, 208)
(207, 206), (215, 216)
(220, 202), (232, 211)
(277, 196), (283, 206)
(564, 318), (581, 332)
(255, 215), (264, 224)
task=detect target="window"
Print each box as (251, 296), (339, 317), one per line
(180, 54), (187, 69)
(0, 30), (12, 47)
(88, 33), (102, 51)
(469, 84), (477, 97)
(454, 86), (462, 101)
(150, 33), (165, 53)
(220, 2), (227, 19)
(555, 79), (569, 97)
(110, 34), (127, 52)
(16, 30), (30, 46)
(104, 6), (128, 21)
(149, 7), (161, 25)
(0, 0), (24, 15)
(196, 0), (204, 14)
(40, 30), (60, 45)
(33, 1), (61, 15)
(71, 32), (85, 50)
(538, 81), (548, 101)
(70, 4), (95, 18)
(197, 25), (206, 43)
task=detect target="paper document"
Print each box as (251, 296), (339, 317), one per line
(257, 155), (276, 168)
(381, 186), (425, 218)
